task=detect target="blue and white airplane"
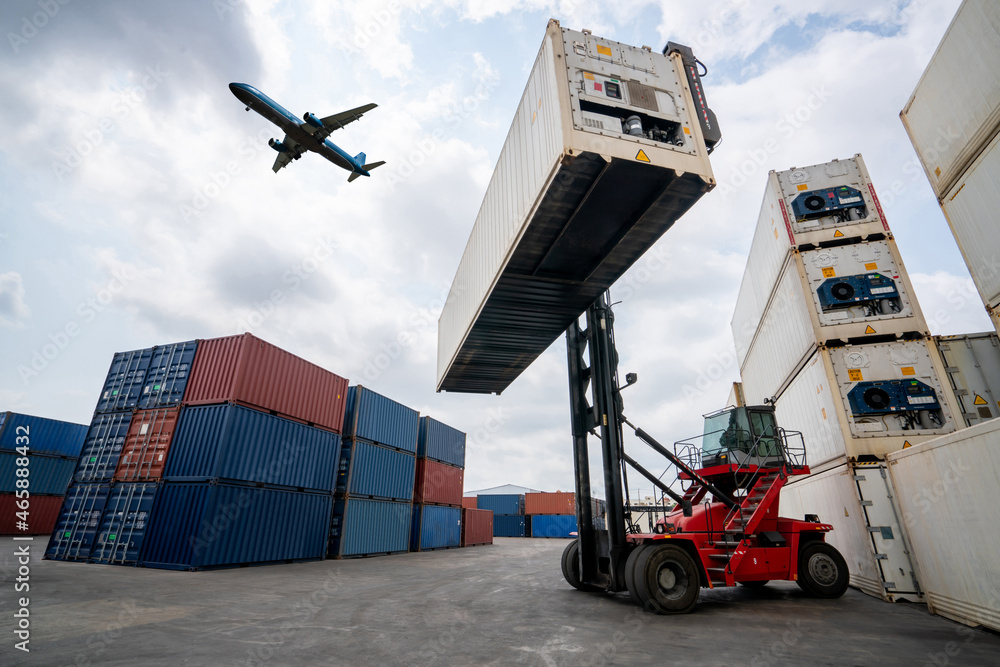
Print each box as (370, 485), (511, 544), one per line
(229, 82), (384, 181)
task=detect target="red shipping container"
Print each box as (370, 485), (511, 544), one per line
(114, 407), (180, 481)
(184, 333), (349, 433)
(462, 496), (477, 509)
(414, 459), (463, 507)
(525, 491), (575, 515)
(461, 508), (493, 546)
(0, 494), (63, 535)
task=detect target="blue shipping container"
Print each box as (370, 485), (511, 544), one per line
(477, 493), (524, 516)
(74, 412), (132, 483)
(344, 386), (419, 453)
(90, 483), (157, 564)
(417, 416), (466, 468)
(0, 412), (87, 458)
(410, 504), (462, 551)
(137, 340), (199, 409)
(328, 496), (411, 558)
(45, 484), (111, 561)
(0, 451), (76, 495)
(493, 514), (526, 538)
(95, 347), (154, 413)
(530, 514), (577, 538)
(336, 438), (415, 501)
(164, 404), (341, 492)
(140, 482), (332, 570)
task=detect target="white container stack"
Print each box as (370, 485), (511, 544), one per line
(901, 0), (1000, 337)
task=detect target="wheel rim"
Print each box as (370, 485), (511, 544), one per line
(654, 560), (688, 600)
(808, 552), (838, 586)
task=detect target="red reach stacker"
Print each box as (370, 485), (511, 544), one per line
(562, 296), (849, 613)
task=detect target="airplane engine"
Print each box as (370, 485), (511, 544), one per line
(268, 138), (287, 152)
(303, 112), (323, 129)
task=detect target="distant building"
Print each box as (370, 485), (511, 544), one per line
(463, 484), (542, 497)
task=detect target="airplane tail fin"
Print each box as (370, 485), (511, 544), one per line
(347, 160), (385, 183)
(354, 152), (366, 164)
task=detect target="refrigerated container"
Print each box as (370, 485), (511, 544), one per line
(328, 496), (411, 558)
(524, 492), (575, 515)
(45, 483), (110, 561)
(417, 416), (466, 468)
(413, 458), (464, 507)
(74, 412), (131, 483)
(934, 332), (1000, 426)
(900, 0), (1000, 200)
(437, 19), (718, 394)
(89, 482), (156, 565)
(461, 508), (493, 546)
(137, 340), (198, 409)
(344, 386), (419, 453)
(0, 412), (87, 458)
(410, 504), (462, 551)
(336, 439), (415, 502)
(114, 407), (180, 482)
(184, 333), (349, 433)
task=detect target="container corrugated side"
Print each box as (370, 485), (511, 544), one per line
(477, 494), (523, 516)
(901, 1), (1000, 199)
(44, 483), (110, 561)
(0, 494), (63, 535)
(74, 412), (132, 483)
(114, 407), (180, 482)
(164, 404), (340, 492)
(141, 482), (331, 570)
(524, 492), (575, 515)
(417, 416), (466, 468)
(336, 439), (415, 502)
(0, 451), (75, 495)
(184, 333), (349, 433)
(461, 496), (477, 509)
(95, 347), (153, 414)
(90, 482), (157, 565)
(344, 386), (419, 453)
(886, 418), (1000, 631)
(0, 412), (88, 458)
(778, 460), (885, 599)
(935, 332), (1000, 426)
(137, 340), (199, 409)
(941, 129), (1000, 307)
(530, 514), (577, 538)
(414, 459), (464, 507)
(411, 504), (462, 551)
(461, 508), (493, 546)
(493, 514), (526, 537)
(328, 496), (411, 558)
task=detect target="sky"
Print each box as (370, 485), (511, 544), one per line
(0, 0), (987, 499)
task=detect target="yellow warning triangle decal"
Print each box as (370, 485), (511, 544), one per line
(974, 394), (988, 405)
(833, 230), (844, 238)
(903, 441), (912, 449)
(636, 149), (650, 163)
(865, 325), (876, 334)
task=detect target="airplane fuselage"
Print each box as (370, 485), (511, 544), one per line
(229, 83), (365, 175)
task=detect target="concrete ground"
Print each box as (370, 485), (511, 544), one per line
(1, 536), (998, 666)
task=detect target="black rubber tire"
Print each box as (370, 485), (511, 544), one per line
(633, 544), (701, 614)
(561, 540), (601, 592)
(624, 544), (650, 607)
(797, 541), (849, 599)
(738, 580), (769, 588)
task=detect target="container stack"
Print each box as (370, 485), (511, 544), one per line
(477, 493), (526, 537)
(525, 492), (576, 538)
(328, 386), (419, 559)
(901, 1), (1000, 340)
(411, 416), (466, 552)
(0, 413), (87, 535)
(933, 332), (1000, 427)
(47, 333), (348, 570)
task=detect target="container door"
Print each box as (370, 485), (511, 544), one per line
(852, 462), (923, 602)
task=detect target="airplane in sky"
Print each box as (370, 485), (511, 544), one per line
(229, 82), (384, 181)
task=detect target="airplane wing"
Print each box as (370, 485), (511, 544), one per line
(303, 103), (378, 142)
(271, 135), (304, 173)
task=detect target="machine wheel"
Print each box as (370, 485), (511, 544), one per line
(633, 544), (700, 614)
(561, 540), (601, 592)
(797, 542), (849, 599)
(739, 580), (768, 588)
(624, 544), (651, 607)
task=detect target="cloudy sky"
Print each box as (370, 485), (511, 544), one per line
(0, 0), (986, 497)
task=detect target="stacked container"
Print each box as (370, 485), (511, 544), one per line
(478, 494), (527, 537)
(411, 416), (466, 552)
(0, 413), (87, 535)
(901, 0), (1000, 339)
(933, 332), (1000, 427)
(525, 492), (575, 538)
(328, 386), (418, 559)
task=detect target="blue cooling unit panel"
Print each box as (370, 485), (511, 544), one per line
(790, 185), (865, 221)
(847, 380), (940, 416)
(816, 273), (899, 311)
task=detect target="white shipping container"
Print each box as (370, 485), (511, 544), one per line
(437, 20), (716, 394)
(934, 332), (1000, 426)
(941, 129), (1000, 308)
(886, 418), (1000, 631)
(991, 305), (1000, 338)
(900, 0), (1000, 200)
